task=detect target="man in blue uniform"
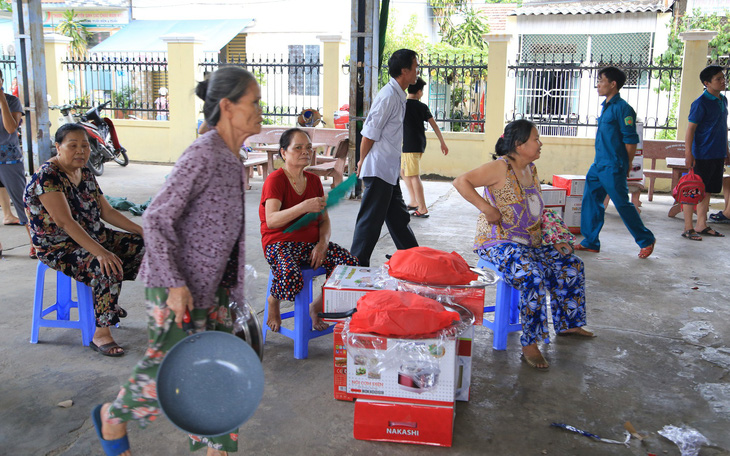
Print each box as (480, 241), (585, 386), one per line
(575, 67), (656, 258)
(682, 65), (729, 240)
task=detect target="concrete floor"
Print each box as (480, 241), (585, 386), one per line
(1, 162), (729, 456)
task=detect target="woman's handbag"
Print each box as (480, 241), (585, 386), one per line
(541, 208), (575, 246)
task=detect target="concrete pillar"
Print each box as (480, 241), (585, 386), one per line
(483, 33), (512, 162)
(676, 30), (717, 141)
(162, 35), (203, 161)
(43, 34), (72, 135)
(317, 34), (345, 127)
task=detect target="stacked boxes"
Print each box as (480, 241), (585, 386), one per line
(322, 265), (388, 321)
(552, 174), (585, 234)
(540, 184), (566, 219)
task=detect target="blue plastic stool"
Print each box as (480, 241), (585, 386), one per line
(477, 258), (522, 350)
(263, 266), (331, 359)
(30, 261), (96, 346)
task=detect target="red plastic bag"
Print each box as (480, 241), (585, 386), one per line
(348, 290), (460, 337)
(672, 169), (705, 204)
(386, 247), (478, 285)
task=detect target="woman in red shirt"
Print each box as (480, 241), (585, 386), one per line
(260, 128), (358, 332)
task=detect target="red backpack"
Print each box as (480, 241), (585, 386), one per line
(672, 169), (705, 204)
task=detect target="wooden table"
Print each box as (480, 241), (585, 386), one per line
(250, 142), (328, 173)
(666, 157), (688, 217)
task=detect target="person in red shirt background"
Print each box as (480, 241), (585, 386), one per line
(260, 128), (358, 332)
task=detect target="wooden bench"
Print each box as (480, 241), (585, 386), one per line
(642, 140), (685, 201)
(310, 129), (349, 165)
(242, 152), (269, 190)
(306, 138), (349, 188)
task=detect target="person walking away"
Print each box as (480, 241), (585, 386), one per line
(350, 49), (420, 266)
(401, 77), (448, 218)
(575, 66), (656, 258)
(681, 65), (729, 240)
(154, 87), (169, 121)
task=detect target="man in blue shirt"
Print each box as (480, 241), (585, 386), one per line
(576, 67), (656, 258)
(351, 49), (420, 266)
(682, 65), (729, 239)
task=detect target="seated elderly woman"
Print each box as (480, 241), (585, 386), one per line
(24, 123), (145, 357)
(260, 128), (358, 332)
(453, 119), (594, 370)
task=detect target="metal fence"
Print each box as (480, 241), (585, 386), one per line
(507, 54), (684, 139)
(200, 54), (323, 126)
(374, 54), (488, 132)
(0, 54), (17, 94)
(62, 53), (169, 120)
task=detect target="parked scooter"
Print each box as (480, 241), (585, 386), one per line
(50, 101), (129, 176)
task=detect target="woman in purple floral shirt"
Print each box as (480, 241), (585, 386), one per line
(25, 123), (145, 356)
(93, 66), (261, 456)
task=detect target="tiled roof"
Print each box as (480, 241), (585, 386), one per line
(515, 0), (675, 16)
(474, 3), (519, 32)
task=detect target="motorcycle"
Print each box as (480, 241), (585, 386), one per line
(50, 101), (129, 176)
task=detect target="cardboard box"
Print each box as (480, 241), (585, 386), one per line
(552, 174), (586, 197)
(540, 184), (567, 206)
(544, 205), (565, 220)
(323, 265), (388, 321)
(347, 333), (458, 406)
(333, 323), (354, 401)
(454, 326), (473, 402)
(628, 151), (644, 181)
(354, 399), (455, 447)
(335, 324), (473, 403)
(564, 195), (582, 234)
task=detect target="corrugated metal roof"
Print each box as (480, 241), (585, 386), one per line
(90, 19), (253, 53)
(515, 0), (675, 16)
(41, 0), (130, 7)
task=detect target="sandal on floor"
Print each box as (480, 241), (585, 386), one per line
(92, 404), (130, 456)
(698, 227), (724, 237)
(411, 210), (430, 218)
(118, 307), (128, 319)
(521, 353), (549, 370)
(90, 341), (125, 357)
(681, 229), (702, 241)
(638, 241), (655, 259)
(709, 212), (730, 224)
(557, 327), (596, 338)
(573, 244), (599, 253)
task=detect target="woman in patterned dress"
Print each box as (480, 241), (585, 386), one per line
(453, 119), (593, 370)
(260, 128), (358, 333)
(25, 123), (145, 356)
(93, 66), (261, 455)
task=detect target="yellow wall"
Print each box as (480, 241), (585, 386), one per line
(114, 120), (174, 162)
(420, 133), (674, 192)
(420, 133), (595, 182)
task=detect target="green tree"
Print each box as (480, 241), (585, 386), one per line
(56, 10), (91, 58)
(427, 0), (489, 50)
(0, 1), (11, 12)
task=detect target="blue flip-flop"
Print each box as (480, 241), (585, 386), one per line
(91, 404), (130, 456)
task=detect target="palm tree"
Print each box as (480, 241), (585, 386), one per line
(56, 10), (91, 58)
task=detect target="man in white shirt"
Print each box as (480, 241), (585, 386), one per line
(351, 49), (420, 266)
